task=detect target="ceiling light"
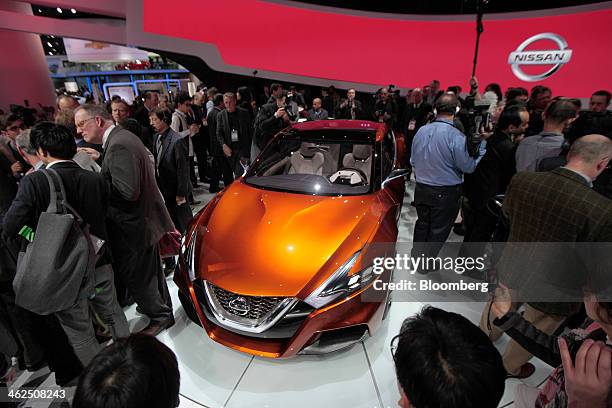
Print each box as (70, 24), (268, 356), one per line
(47, 42), (52, 47)
(71, 9), (77, 14)
(57, 8), (62, 13)
(38, 9), (42, 13)
(48, 52), (53, 55)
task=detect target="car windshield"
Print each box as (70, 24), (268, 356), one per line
(244, 129), (376, 195)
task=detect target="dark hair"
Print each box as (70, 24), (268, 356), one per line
(73, 334), (180, 408)
(505, 87), (529, 102)
(544, 99), (578, 125)
(149, 107), (172, 125)
(212, 93), (224, 106)
(485, 83), (503, 102)
(143, 91), (158, 101)
(593, 90), (612, 105)
(504, 99), (527, 110)
(497, 106), (528, 131)
(270, 83), (282, 93)
(393, 306), (506, 408)
(119, 118), (144, 139)
(30, 122), (76, 160)
(434, 93), (459, 115)
(447, 85), (462, 95)
(0, 113), (22, 131)
(175, 91), (192, 106)
(237, 86), (253, 103)
(530, 85), (552, 100)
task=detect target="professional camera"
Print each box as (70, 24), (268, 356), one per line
(460, 100), (491, 158)
(283, 92), (297, 121)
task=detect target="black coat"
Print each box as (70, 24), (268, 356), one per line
(216, 107), (253, 158)
(463, 130), (516, 208)
(254, 102), (287, 149)
(335, 100), (365, 120)
(154, 128), (191, 200)
(101, 126), (174, 250)
(2, 161), (112, 266)
(207, 106), (223, 157)
(401, 102), (432, 136)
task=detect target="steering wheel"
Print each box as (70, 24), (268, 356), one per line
(329, 167), (368, 186)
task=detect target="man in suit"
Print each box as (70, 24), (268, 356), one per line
(335, 89), (365, 120)
(480, 134), (612, 378)
(400, 88), (432, 167)
(134, 91), (159, 139)
(150, 107), (193, 234)
(207, 94), (225, 193)
(307, 98), (329, 121)
(253, 92), (292, 160)
(3, 123), (129, 366)
(192, 91), (210, 183)
(74, 104), (175, 336)
(216, 92), (253, 186)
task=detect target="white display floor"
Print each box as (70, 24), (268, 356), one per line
(8, 181), (554, 407)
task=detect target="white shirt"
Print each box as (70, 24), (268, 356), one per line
(102, 125), (116, 150)
(46, 160), (72, 169)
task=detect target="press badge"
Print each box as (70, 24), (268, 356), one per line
(408, 120), (416, 131)
(231, 129), (239, 142)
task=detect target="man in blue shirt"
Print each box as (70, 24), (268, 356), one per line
(410, 93), (486, 268)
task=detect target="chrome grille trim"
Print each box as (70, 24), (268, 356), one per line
(203, 281), (299, 334)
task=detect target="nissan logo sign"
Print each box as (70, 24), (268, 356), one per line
(228, 296), (250, 316)
(508, 33), (572, 82)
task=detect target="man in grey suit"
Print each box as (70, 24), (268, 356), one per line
(75, 104), (175, 336)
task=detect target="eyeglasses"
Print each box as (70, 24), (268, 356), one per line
(76, 117), (95, 129)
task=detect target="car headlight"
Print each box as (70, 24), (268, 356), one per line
(304, 251), (376, 309)
(181, 231), (197, 281)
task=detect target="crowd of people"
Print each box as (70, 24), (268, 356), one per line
(0, 76), (611, 408)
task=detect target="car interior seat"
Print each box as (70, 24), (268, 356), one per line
(342, 145), (372, 182)
(288, 142), (325, 175)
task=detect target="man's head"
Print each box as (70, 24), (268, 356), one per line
(206, 87), (218, 101)
(74, 104), (113, 144)
(57, 95), (80, 112)
(446, 86), (462, 97)
(270, 83), (283, 98)
(543, 99), (579, 132)
(212, 93), (224, 108)
(15, 129), (39, 166)
(347, 88), (356, 101)
(497, 106), (529, 137)
(30, 122), (77, 164)
(274, 91), (287, 108)
(430, 79), (441, 93)
(0, 113), (25, 141)
(143, 91), (159, 110)
(149, 107), (172, 133)
(434, 93), (459, 118)
(176, 92), (192, 114)
(505, 87), (529, 104)
(193, 91), (204, 106)
(54, 109), (77, 137)
(379, 87), (390, 102)
(223, 92), (237, 113)
(111, 99), (131, 124)
(312, 98), (322, 111)
(73, 334), (180, 408)
(530, 85), (552, 111)
(566, 134), (612, 181)
(411, 88), (423, 104)
(590, 90), (611, 113)
(392, 306), (506, 408)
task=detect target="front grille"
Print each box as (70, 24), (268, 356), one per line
(210, 283), (285, 320)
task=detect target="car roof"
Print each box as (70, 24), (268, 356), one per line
(289, 120), (387, 141)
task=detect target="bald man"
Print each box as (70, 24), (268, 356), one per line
(308, 98), (329, 121)
(481, 133), (612, 379)
(57, 95), (80, 112)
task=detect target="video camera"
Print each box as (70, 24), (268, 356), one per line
(460, 100), (491, 158)
(284, 92), (297, 121)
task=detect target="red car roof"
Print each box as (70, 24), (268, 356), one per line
(290, 119), (383, 132)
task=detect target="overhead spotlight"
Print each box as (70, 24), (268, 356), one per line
(71, 8), (77, 14)
(57, 8), (62, 13)
(38, 9), (42, 13)
(48, 52), (53, 55)
(47, 42), (52, 47)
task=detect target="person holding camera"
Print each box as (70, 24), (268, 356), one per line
(491, 285), (612, 408)
(373, 87), (397, 127)
(252, 91), (294, 160)
(335, 89), (365, 120)
(410, 93), (487, 265)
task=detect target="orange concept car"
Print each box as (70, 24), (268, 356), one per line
(175, 120), (408, 358)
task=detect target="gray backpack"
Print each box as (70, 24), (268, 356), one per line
(13, 169), (96, 315)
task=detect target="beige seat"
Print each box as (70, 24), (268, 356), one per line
(342, 145), (372, 182)
(288, 142), (325, 175)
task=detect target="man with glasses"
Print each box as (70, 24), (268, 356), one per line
(0, 113), (30, 179)
(392, 306), (506, 408)
(74, 104), (176, 336)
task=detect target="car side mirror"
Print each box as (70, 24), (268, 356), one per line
(382, 168), (410, 188)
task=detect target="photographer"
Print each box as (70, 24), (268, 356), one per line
(410, 93), (487, 264)
(491, 286), (612, 408)
(252, 91), (294, 160)
(373, 87), (397, 127)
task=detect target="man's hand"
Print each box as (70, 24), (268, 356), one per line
(10, 161), (23, 176)
(275, 107), (288, 119)
(77, 147), (101, 161)
(176, 196), (187, 205)
(189, 124), (199, 136)
(470, 76), (479, 90)
(560, 338), (612, 408)
(222, 144), (232, 157)
(491, 284), (512, 318)
(339, 101), (348, 109)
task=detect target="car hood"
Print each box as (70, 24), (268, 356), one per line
(196, 181), (382, 298)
